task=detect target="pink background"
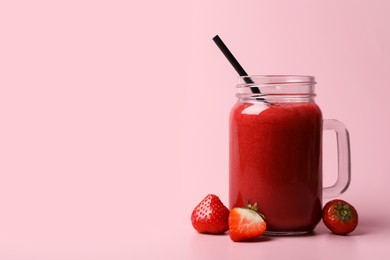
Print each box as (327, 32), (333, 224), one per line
(1, 0), (389, 259)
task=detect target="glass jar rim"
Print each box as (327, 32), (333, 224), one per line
(236, 75), (316, 101)
(238, 75), (316, 85)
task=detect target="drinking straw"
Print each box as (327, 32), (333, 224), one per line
(212, 35), (260, 94)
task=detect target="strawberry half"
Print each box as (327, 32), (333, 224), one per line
(228, 201), (266, 242)
(191, 194), (230, 234)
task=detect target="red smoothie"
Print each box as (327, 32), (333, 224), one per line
(229, 101), (323, 233)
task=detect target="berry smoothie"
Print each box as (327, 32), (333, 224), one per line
(229, 101), (323, 233)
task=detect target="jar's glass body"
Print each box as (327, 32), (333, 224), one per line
(229, 76), (323, 234)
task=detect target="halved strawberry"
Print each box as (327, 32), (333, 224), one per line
(191, 194), (230, 234)
(228, 201), (266, 242)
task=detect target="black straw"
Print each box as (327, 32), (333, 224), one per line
(212, 35), (260, 94)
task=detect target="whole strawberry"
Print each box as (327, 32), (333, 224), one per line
(228, 201), (266, 242)
(322, 199), (358, 235)
(191, 194), (230, 234)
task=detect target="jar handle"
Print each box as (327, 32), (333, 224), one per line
(323, 119), (351, 199)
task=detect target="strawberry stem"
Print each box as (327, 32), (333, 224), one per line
(246, 200), (258, 212)
(246, 199), (265, 220)
(335, 202), (353, 223)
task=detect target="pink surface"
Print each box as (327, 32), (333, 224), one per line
(0, 0), (389, 259)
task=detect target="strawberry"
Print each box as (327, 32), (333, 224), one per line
(191, 194), (230, 234)
(322, 199), (358, 235)
(228, 201), (266, 242)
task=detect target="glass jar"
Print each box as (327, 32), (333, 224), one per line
(229, 75), (351, 235)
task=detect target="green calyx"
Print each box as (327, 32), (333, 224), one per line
(334, 202), (353, 223)
(246, 200), (265, 219)
(246, 200), (258, 211)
